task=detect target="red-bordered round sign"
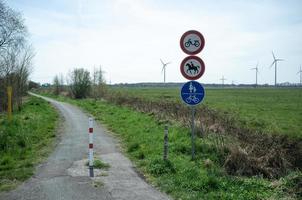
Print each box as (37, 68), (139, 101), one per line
(180, 30), (205, 55)
(180, 56), (205, 80)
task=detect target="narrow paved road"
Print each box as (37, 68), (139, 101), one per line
(0, 94), (170, 200)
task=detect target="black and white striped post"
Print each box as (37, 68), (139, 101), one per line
(88, 117), (94, 177)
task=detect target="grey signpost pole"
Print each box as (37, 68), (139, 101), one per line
(191, 106), (195, 160)
(180, 30), (205, 161)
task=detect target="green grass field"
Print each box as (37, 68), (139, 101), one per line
(110, 87), (302, 138)
(0, 96), (58, 191)
(41, 91), (302, 200)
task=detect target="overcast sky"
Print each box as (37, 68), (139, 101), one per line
(7, 0), (302, 84)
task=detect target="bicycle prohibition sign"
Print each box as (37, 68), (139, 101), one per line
(180, 30), (205, 55)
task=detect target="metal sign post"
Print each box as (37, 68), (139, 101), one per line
(179, 30), (206, 160)
(191, 106), (195, 160)
(181, 81), (205, 160)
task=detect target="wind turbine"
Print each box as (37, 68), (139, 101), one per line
(269, 51), (284, 86)
(251, 62), (259, 86)
(160, 59), (171, 83)
(220, 75), (227, 85)
(297, 65), (302, 86)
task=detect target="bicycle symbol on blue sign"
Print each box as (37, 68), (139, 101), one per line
(181, 81), (205, 106)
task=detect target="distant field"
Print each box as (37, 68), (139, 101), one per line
(110, 87), (302, 138)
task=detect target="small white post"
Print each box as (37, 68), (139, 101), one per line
(88, 117), (94, 177)
(163, 125), (168, 160)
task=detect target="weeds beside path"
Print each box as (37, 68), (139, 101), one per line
(0, 96), (58, 191)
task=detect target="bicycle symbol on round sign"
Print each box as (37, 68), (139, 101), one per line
(180, 30), (205, 55)
(180, 56), (205, 80)
(185, 39), (200, 48)
(181, 81), (205, 106)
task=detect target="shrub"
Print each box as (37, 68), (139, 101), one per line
(149, 158), (176, 176)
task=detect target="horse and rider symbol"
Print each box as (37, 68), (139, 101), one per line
(186, 61), (200, 75)
(180, 56), (205, 80)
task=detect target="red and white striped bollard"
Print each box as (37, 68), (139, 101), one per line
(88, 117), (94, 177)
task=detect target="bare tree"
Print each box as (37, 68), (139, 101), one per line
(91, 67), (98, 99)
(0, 0), (33, 112)
(91, 66), (106, 99)
(52, 73), (64, 95)
(59, 73), (64, 91)
(0, 1), (27, 51)
(14, 45), (34, 110)
(0, 44), (33, 110)
(53, 75), (60, 95)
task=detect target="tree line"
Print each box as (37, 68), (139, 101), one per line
(0, 0), (34, 112)
(52, 66), (106, 99)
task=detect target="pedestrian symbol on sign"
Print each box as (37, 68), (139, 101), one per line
(180, 81), (205, 106)
(189, 82), (196, 93)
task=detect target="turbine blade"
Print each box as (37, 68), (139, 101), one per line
(161, 66), (165, 73)
(272, 51), (276, 60)
(160, 59), (164, 65)
(276, 59), (284, 61)
(269, 61), (275, 68)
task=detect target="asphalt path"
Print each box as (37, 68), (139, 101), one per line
(0, 94), (171, 200)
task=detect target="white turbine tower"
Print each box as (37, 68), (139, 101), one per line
(269, 51), (284, 86)
(251, 62), (259, 86)
(297, 65), (302, 86)
(160, 59), (171, 83)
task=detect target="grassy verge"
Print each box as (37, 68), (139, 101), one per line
(40, 93), (301, 200)
(0, 96), (58, 191)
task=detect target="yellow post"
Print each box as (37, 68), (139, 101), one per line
(7, 86), (12, 121)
